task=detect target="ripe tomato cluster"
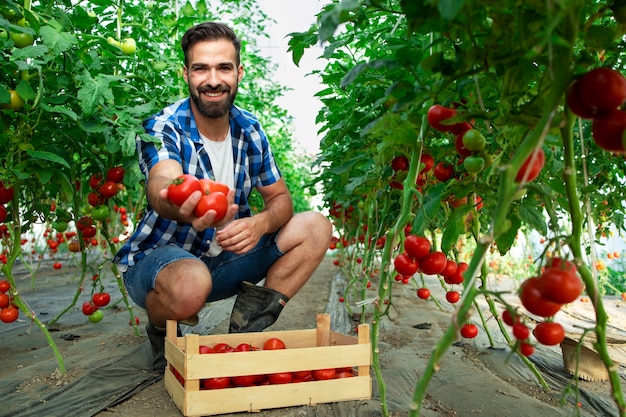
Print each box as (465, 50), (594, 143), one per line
(567, 67), (626, 153)
(0, 279), (18, 323)
(169, 336), (354, 389)
(0, 182), (14, 244)
(167, 175), (230, 221)
(81, 286), (111, 323)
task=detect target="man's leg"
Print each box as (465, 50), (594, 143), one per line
(229, 211), (332, 333)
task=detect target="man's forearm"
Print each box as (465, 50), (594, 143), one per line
(254, 193), (293, 235)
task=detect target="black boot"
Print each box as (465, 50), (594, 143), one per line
(146, 321), (181, 372)
(229, 281), (289, 333)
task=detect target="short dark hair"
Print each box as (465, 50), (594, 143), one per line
(181, 22), (242, 67)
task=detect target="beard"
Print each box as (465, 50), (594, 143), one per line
(190, 83), (238, 119)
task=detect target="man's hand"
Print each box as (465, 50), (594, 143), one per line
(215, 216), (264, 254)
(158, 187), (238, 231)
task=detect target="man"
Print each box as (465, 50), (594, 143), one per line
(113, 22), (332, 372)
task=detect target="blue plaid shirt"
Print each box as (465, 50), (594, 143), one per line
(114, 98), (282, 267)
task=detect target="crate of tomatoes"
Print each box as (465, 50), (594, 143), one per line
(164, 314), (371, 416)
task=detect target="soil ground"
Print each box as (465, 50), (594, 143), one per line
(1, 256), (626, 417)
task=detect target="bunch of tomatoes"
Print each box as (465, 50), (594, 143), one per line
(0, 182), (14, 248)
(167, 174), (230, 220)
(567, 67), (626, 153)
(169, 336), (354, 389)
(0, 279), (18, 323)
(504, 257), (583, 356)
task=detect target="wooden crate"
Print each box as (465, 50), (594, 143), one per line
(164, 314), (372, 416)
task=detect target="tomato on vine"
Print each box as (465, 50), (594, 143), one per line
(394, 253), (418, 276)
(416, 288), (430, 299)
(0, 182), (14, 204)
(446, 290), (460, 304)
(533, 322), (565, 346)
(460, 323), (478, 339)
(515, 148), (545, 182)
(519, 277), (562, 317)
(404, 235), (430, 260)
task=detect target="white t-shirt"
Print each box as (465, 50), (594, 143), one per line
(201, 129), (234, 256)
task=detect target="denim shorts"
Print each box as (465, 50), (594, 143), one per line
(121, 231), (284, 309)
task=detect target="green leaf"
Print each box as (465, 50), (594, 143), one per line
(441, 205), (470, 254)
(40, 103), (78, 121)
(518, 202), (547, 235)
(25, 150), (71, 169)
(495, 215), (521, 255)
(39, 24), (77, 55)
(364, 113), (418, 146)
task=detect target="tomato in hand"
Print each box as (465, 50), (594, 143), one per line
(263, 337), (286, 350)
(460, 323), (478, 339)
(533, 321), (565, 346)
(404, 235), (431, 260)
(167, 174), (202, 206)
(515, 148), (545, 182)
(193, 192), (228, 220)
(519, 277), (562, 317)
(198, 179), (230, 195)
(418, 251), (447, 275)
(394, 253), (418, 276)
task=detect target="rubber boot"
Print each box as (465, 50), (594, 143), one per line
(229, 281), (289, 333)
(146, 321), (181, 372)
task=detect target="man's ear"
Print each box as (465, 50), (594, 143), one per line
(183, 66), (189, 84)
(237, 65), (244, 83)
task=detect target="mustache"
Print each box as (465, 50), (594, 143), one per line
(197, 85), (229, 94)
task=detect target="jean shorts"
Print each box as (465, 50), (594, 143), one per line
(121, 231), (284, 309)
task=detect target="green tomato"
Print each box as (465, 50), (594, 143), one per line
(88, 310), (104, 323)
(120, 38), (136, 55)
(92, 205), (110, 222)
(463, 155), (485, 174)
(52, 221), (68, 233)
(462, 129), (487, 151)
(11, 31), (34, 48)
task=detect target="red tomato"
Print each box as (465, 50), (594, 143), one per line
(292, 370), (313, 381)
(515, 148), (545, 182)
(519, 342), (535, 357)
(519, 277), (563, 317)
(92, 292), (111, 307)
(202, 377), (231, 390)
(394, 253), (418, 276)
(88, 173), (103, 190)
(416, 288), (431, 300)
(448, 194), (468, 208)
(512, 322), (530, 340)
(576, 67), (626, 113)
(106, 166), (125, 183)
(549, 257), (577, 275)
(418, 251), (447, 275)
(0, 205), (6, 223)
(433, 162), (454, 182)
(537, 267), (583, 304)
(82, 225), (97, 239)
(198, 179), (229, 195)
(199, 345), (213, 354)
(501, 310), (518, 326)
(444, 262), (467, 285)
(460, 323), (478, 339)
(0, 306), (18, 323)
(211, 342), (232, 353)
(263, 337), (286, 350)
(566, 79), (597, 119)
(268, 372), (293, 384)
(591, 109), (626, 153)
(445, 290), (461, 304)
(312, 368), (336, 381)
(98, 181), (118, 199)
(82, 301), (98, 316)
(0, 293), (10, 308)
(533, 322), (565, 346)
(167, 174), (202, 206)
(427, 104), (457, 132)
(0, 182), (14, 205)
(0, 280), (9, 293)
(52, 262), (62, 270)
(193, 192), (228, 220)
(232, 374), (258, 387)
(335, 371), (354, 378)
(404, 235), (431, 260)
(391, 155), (409, 171)
(440, 259), (457, 278)
(420, 154), (434, 173)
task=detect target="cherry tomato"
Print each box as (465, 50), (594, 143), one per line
(92, 205), (110, 222)
(537, 266), (583, 304)
(501, 309), (518, 326)
(167, 174), (202, 206)
(193, 192), (228, 220)
(440, 259), (457, 278)
(88, 309), (104, 323)
(433, 162), (454, 182)
(0, 306), (18, 323)
(0, 280), (9, 293)
(394, 253), (418, 276)
(391, 155), (409, 171)
(416, 288), (430, 299)
(419, 251), (447, 275)
(460, 323), (478, 339)
(0, 182), (14, 205)
(427, 104), (457, 132)
(446, 290), (461, 304)
(591, 109), (626, 153)
(462, 129), (487, 151)
(92, 292), (111, 307)
(444, 262), (467, 285)
(53, 262), (62, 270)
(106, 166), (125, 183)
(519, 277), (562, 317)
(404, 235), (431, 260)
(519, 342), (535, 357)
(89, 173), (103, 190)
(0, 293), (10, 308)
(420, 154), (434, 173)
(263, 337), (286, 350)
(515, 148), (545, 182)
(576, 67), (626, 113)
(98, 181), (118, 199)
(82, 301), (98, 316)
(533, 321), (565, 346)
(463, 155), (485, 174)
(512, 322), (530, 340)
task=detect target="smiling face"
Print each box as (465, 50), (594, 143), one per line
(183, 38), (244, 120)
